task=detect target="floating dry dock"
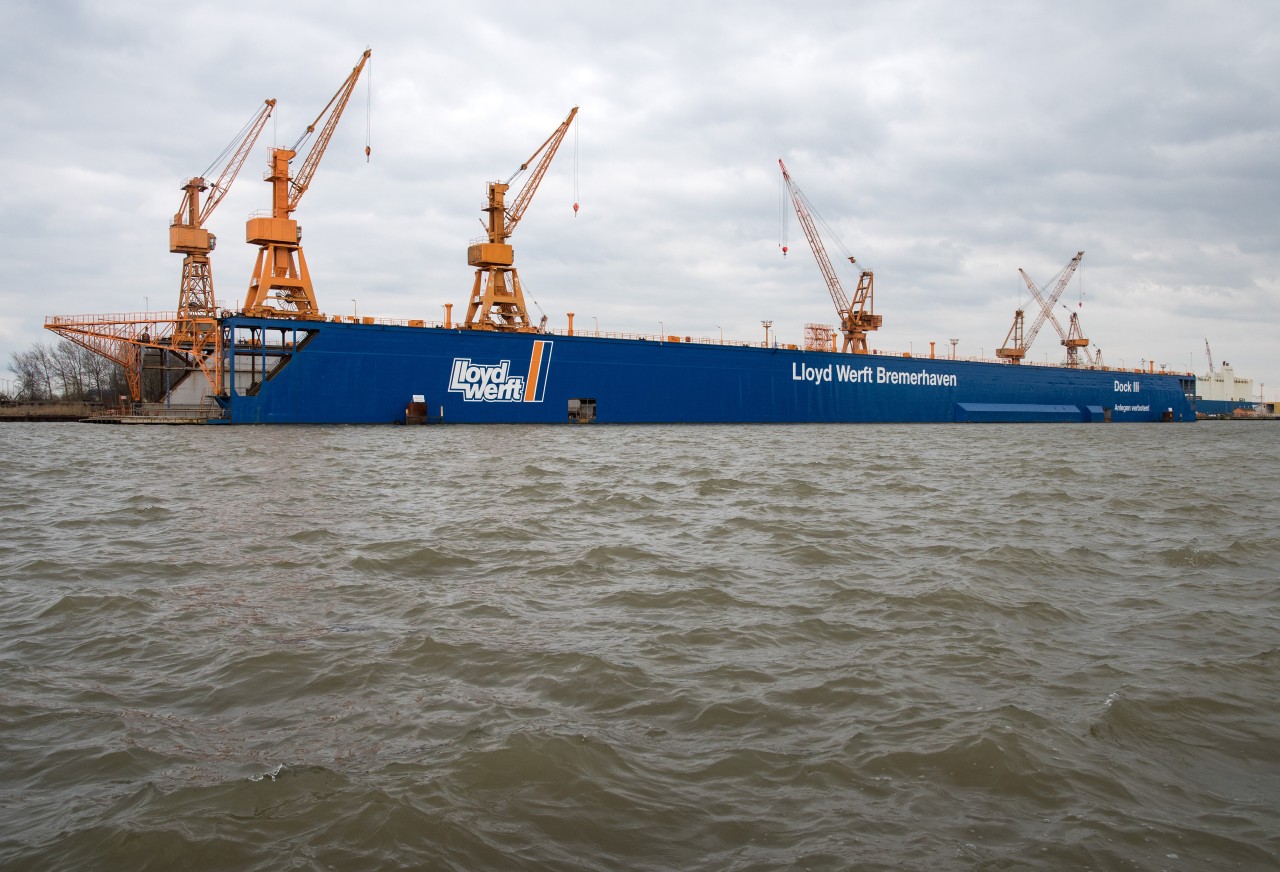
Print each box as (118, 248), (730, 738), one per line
(211, 316), (1196, 424)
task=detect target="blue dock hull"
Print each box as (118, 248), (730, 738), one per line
(1192, 398), (1254, 417)
(217, 318), (1196, 424)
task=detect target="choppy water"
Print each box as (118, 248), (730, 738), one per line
(1, 421), (1277, 871)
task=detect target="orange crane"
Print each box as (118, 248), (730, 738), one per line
(170, 98), (275, 382)
(1063, 310), (1091, 367)
(242, 49), (371, 319)
(778, 159), (881, 353)
(1018, 263), (1093, 367)
(47, 101), (277, 403)
(464, 107), (578, 331)
(996, 250), (1083, 363)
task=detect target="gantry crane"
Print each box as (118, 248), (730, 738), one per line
(242, 49), (371, 319)
(996, 250), (1084, 363)
(464, 107), (578, 331)
(778, 159), (882, 353)
(171, 98), (275, 385)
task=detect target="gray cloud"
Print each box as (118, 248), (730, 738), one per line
(2, 0), (1276, 395)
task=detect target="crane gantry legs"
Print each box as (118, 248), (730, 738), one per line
(466, 264), (537, 332)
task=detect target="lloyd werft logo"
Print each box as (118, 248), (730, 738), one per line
(447, 340), (553, 402)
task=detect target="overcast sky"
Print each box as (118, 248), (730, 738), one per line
(2, 0), (1276, 397)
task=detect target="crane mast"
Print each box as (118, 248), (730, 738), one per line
(996, 251), (1083, 363)
(464, 107), (578, 331)
(1063, 310), (1090, 367)
(778, 159), (881, 353)
(169, 98), (275, 390)
(243, 49), (371, 319)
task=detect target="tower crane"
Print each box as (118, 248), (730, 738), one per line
(464, 107), (578, 331)
(170, 98), (275, 387)
(778, 159), (881, 353)
(242, 49), (371, 319)
(996, 250), (1083, 364)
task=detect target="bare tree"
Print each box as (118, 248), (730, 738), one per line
(9, 347), (48, 400)
(7, 340), (126, 401)
(52, 342), (86, 400)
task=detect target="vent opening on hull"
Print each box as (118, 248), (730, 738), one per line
(568, 398), (596, 423)
(405, 395), (444, 425)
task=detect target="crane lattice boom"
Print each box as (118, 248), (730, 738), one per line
(1018, 267), (1068, 343)
(779, 160), (851, 315)
(1023, 251), (1083, 349)
(173, 99), (277, 234)
(502, 106), (579, 241)
(287, 49), (372, 213)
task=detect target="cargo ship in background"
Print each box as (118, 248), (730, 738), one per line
(1194, 341), (1259, 416)
(43, 54), (1202, 426)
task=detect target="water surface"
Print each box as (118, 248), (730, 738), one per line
(1, 422), (1277, 870)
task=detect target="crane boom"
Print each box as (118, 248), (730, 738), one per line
(1204, 339), (1215, 374)
(171, 99), (277, 256)
(779, 159), (851, 314)
(1018, 268), (1067, 342)
(778, 159), (881, 353)
(198, 99), (277, 227)
(288, 49), (372, 212)
(243, 49), (371, 319)
(1022, 251), (1083, 349)
(503, 106), (578, 240)
(464, 107), (579, 331)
